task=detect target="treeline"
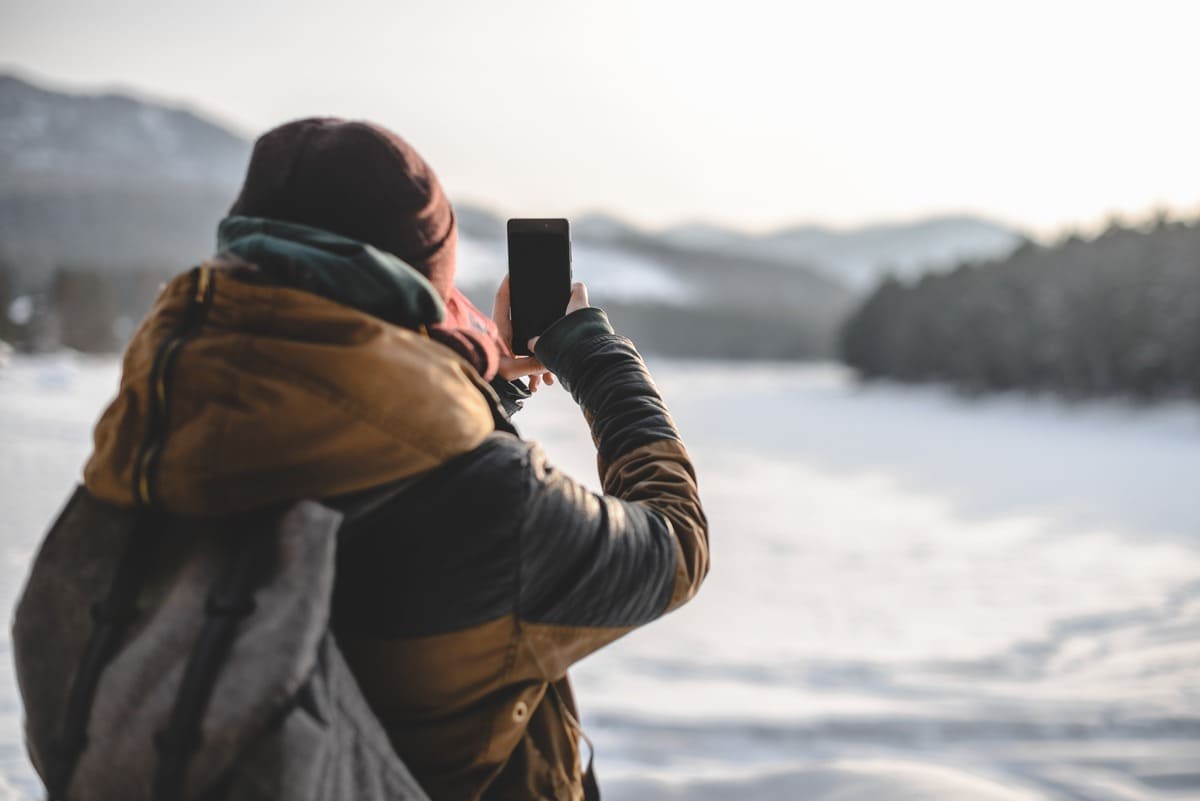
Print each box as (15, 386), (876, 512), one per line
(841, 214), (1200, 400)
(9, 261), (845, 360)
(0, 261), (171, 353)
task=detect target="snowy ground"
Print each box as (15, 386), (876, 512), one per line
(2, 355), (1198, 800)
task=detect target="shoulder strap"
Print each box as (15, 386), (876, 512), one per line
(152, 515), (277, 801)
(46, 509), (164, 801)
(47, 265), (215, 799)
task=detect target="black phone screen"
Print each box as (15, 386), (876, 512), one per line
(507, 218), (572, 356)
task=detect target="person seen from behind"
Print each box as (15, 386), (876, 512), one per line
(77, 118), (710, 800)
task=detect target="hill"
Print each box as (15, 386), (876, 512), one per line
(840, 215), (1200, 400)
(662, 215), (1023, 289)
(0, 71), (1018, 358)
(0, 73), (250, 277)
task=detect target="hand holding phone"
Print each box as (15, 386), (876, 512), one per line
(492, 278), (589, 391)
(507, 218), (572, 356)
(491, 277), (553, 390)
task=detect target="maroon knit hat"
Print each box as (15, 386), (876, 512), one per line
(229, 117), (458, 300)
(229, 117), (502, 380)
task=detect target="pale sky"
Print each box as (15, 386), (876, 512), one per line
(2, 0), (1199, 234)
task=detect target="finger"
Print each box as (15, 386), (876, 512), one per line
(529, 373), (541, 393)
(492, 275), (513, 343)
(498, 355), (547, 381)
(527, 336), (539, 353)
(543, 372), (555, 386)
(566, 282), (590, 314)
(493, 274), (511, 315)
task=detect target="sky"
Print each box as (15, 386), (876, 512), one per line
(2, 0), (1199, 235)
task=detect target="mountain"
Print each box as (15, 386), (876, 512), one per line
(460, 205), (1021, 291)
(440, 203), (856, 357)
(454, 215), (854, 359)
(0, 71), (1014, 358)
(0, 74), (252, 278)
(0, 74), (249, 187)
(662, 215), (1024, 289)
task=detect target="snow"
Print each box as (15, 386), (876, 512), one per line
(136, 106), (180, 153)
(452, 234), (508, 288)
(661, 219), (1023, 289)
(4, 299), (31, 327)
(659, 222), (749, 252)
(570, 242), (698, 304)
(1, 76), (247, 187)
(2, 356), (1199, 800)
(456, 234), (699, 305)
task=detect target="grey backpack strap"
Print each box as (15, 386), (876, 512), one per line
(47, 264), (215, 799)
(46, 508), (165, 801)
(153, 515), (277, 801)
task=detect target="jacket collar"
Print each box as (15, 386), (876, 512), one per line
(217, 215), (445, 330)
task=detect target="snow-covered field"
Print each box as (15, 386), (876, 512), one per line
(2, 355), (1198, 800)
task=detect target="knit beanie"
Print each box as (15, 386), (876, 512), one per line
(229, 117), (458, 301)
(229, 117), (503, 380)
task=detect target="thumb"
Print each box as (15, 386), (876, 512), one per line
(566, 282), (590, 315)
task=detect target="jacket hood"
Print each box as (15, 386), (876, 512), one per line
(84, 260), (496, 518)
(217, 215), (446, 329)
(218, 216), (502, 382)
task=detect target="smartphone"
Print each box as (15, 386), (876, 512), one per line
(507, 218), (572, 356)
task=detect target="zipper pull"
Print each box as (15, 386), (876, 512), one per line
(194, 265), (212, 305)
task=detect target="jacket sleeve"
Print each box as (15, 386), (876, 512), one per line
(489, 376), (532, 419)
(513, 308), (708, 675)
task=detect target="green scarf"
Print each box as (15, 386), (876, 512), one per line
(217, 216), (445, 328)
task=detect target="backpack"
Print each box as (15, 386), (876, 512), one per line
(12, 486), (433, 801)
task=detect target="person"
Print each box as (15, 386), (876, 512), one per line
(80, 118), (709, 800)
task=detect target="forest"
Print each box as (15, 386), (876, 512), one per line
(5, 213), (1200, 404)
(840, 214), (1200, 400)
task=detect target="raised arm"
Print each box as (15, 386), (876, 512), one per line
(511, 297), (709, 675)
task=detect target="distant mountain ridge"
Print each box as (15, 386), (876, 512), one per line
(0, 73), (251, 277)
(0, 73), (248, 188)
(0, 71), (1022, 288)
(0, 71), (1020, 358)
(664, 216), (1023, 288)
(458, 205), (1023, 288)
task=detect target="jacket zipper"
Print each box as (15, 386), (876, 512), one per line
(132, 265), (216, 508)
